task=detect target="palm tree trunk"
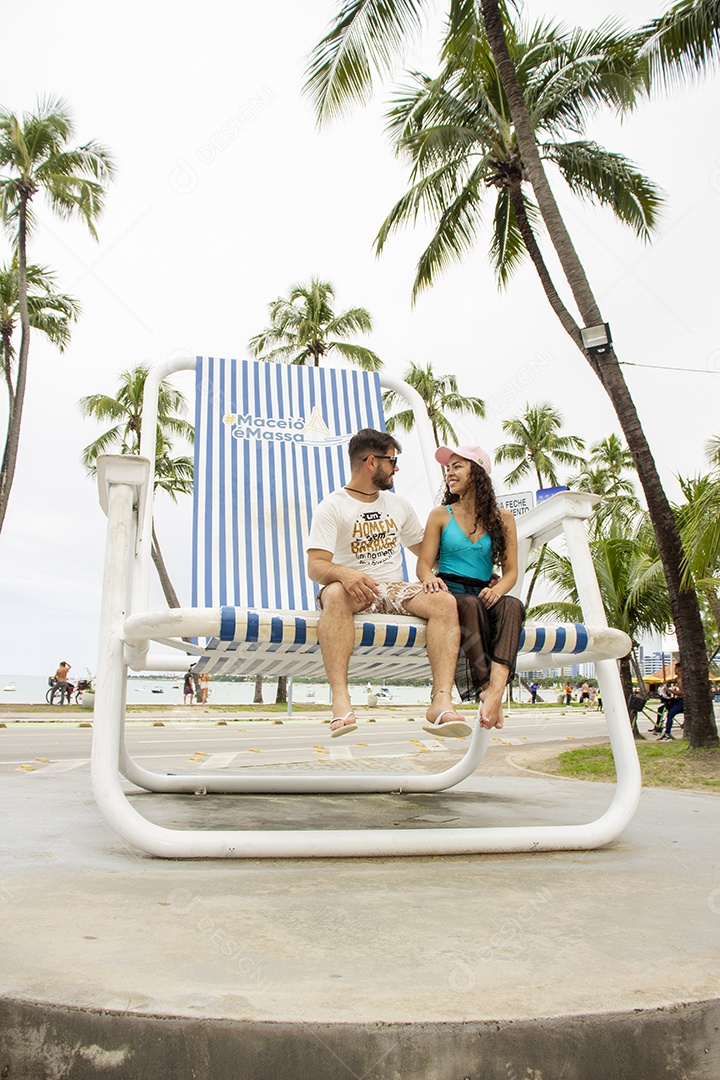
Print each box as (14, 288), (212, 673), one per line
(620, 654), (642, 738)
(2, 336), (14, 406)
(0, 197), (30, 535)
(523, 462), (548, 606)
(709, 594), (720, 638)
(524, 544), (546, 608)
(481, 0), (718, 748)
(507, 179), (583, 350)
(151, 521), (182, 608)
(275, 675), (287, 704)
(254, 676), (264, 703)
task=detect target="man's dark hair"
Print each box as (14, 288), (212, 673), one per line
(348, 428), (401, 467)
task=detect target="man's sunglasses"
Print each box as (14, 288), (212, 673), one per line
(363, 455), (398, 467)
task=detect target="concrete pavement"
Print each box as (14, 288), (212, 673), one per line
(1, 711), (718, 1079)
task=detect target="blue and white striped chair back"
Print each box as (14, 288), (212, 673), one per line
(192, 357), (387, 611)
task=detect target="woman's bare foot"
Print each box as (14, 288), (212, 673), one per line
(479, 687), (504, 729)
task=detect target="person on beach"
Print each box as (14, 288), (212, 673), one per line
(54, 661), (72, 705)
(306, 428), (470, 739)
(183, 667), (195, 705)
(415, 445), (524, 730)
(200, 672), (210, 704)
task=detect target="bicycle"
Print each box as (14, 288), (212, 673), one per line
(628, 692), (683, 735)
(46, 677), (92, 705)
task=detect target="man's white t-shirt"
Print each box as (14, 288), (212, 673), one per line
(307, 489), (424, 583)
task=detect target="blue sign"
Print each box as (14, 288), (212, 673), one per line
(536, 485), (568, 504)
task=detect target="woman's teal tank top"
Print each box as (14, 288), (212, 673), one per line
(437, 507), (493, 580)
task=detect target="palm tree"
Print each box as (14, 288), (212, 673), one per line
(248, 277), (382, 370)
(477, 0), (717, 747)
(375, 16), (660, 300)
(569, 434), (641, 535)
(495, 402), (585, 488)
(531, 518), (672, 736)
(0, 96), (114, 534)
(381, 360), (485, 446)
(79, 364), (194, 608)
(1, 260), (80, 408)
(304, 0), (718, 746)
(677, 473), (720, 635)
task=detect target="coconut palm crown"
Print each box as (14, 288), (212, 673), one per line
(375, 15), (662, 298)
(382, 360), (485, 446)
(248, 277), (382, 370)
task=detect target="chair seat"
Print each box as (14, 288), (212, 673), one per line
(123, 606), (631, 679)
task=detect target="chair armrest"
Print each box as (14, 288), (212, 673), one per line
(516, 491), (601, 551)
(96, 454), (151, 522)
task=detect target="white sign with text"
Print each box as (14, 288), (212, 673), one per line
(496, 491), (534, 517)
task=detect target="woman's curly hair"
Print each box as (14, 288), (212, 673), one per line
(441, 460), (507, 567)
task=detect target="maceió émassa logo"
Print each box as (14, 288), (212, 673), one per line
(223, 405), (351, 446)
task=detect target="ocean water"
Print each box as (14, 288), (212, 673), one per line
(0, 674), (431, 707)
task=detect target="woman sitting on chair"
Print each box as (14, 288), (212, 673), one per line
(416, 445), (525, 731)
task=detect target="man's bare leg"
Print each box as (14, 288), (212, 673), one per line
(404, 590), (469, 733)
(317, 583), (361, 732)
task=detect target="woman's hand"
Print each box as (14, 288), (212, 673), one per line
(479, 585), (502, 608)
(421, 575), (448, 593)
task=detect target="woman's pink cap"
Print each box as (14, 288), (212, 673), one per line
(435, 444), (492, 475)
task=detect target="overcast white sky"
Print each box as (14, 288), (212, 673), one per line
(0, 0), (717, 676)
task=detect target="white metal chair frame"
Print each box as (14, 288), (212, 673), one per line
(91, 356), (641, 858)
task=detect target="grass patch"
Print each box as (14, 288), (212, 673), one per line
(535, 740), (720, 793)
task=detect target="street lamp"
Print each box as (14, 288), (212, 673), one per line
(580, 322), (612, 355)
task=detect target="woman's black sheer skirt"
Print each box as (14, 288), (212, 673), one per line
(444, 577), (525, 703)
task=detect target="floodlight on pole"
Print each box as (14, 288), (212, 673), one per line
(580, 322), (612, 355)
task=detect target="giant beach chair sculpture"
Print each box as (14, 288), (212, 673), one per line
(92, 356), (640, 858)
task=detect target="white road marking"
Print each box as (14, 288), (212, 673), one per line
(33, 759), (89, 773)
(198, 753), (240, 769)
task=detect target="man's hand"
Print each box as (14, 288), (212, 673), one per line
(338, 567), (382, 606)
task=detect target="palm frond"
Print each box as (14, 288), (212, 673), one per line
(328, 341), (383, 370)
(304, 0), (432, 123)
(639, 0), (720, 90)
(489, 184), (527, 286)
(544, 140), (663, 239)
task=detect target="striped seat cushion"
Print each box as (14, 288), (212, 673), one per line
(188, 609), (626, 678)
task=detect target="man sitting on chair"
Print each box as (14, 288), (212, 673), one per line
(307, 428), (471, 739)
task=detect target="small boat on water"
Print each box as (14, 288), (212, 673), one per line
(3, 682), (16, 692)
(151, 687), (164, 694)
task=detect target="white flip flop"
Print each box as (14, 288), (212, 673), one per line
(422, 710), (472, 739)
(330, 711), (358, 738)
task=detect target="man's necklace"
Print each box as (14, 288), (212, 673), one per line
(344, 486), (377, 497)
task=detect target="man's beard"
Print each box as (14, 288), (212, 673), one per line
(372, 466), (394, 491)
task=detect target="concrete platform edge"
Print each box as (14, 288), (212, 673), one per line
(1, 995), (718, 1080)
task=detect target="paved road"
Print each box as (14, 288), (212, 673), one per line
(0, 712), (614, 774)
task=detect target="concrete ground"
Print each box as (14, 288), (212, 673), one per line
(1, 707), (719, 1079)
